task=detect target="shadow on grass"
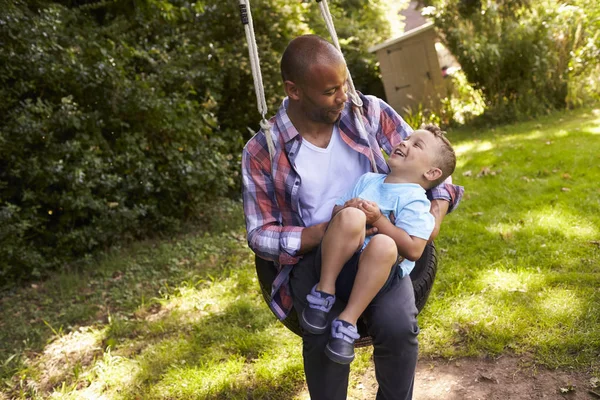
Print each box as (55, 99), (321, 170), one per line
(436, 276), (600, 365)
(0, 226), (307, 399)
(0, 229), (253, 370)
(104, 297), (305, 399)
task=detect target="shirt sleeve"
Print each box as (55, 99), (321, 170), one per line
(427, 175), (465, 213)
(365, 94), (413, 155)
(395, 197), (435, 240)
(242, 145), (303, 265)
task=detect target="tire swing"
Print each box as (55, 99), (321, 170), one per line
(239, 0), (439, 348)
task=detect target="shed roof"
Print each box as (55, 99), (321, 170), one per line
(368, 21), (435, 53)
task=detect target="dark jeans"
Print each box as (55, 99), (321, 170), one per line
(290, 247), (419, 400)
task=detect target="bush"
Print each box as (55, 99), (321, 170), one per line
(0, 0), (392, 284)
(425, 0), (600, 122)
(0, 1), (241, 282)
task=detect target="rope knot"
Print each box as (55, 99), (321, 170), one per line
(348, 91), (363, 108)
(260, 118), (276, 161)
(259, 118), (272, 132)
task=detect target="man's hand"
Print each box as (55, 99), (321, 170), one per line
(358, 200), (383, 225)
(298, 221), (328, 255)
(429, 199), (450, 241)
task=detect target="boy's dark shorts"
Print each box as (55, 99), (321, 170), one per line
(311, 243), (401, 303)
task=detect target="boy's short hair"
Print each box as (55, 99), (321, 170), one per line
(421, 124), (456, 188)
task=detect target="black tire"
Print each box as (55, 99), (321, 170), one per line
(409, 241), (438, 313)
(255, 242), (438, 346)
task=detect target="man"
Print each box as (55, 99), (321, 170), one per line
(242, 35), (462, 400)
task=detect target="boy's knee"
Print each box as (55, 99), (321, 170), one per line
(366, 235), (397, 263)
(334, 207), (366, 232)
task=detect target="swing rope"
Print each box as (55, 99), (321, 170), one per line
(239, 0), (377, 173)
(316, 0), (378, 173)
(239, 0), (276, 160)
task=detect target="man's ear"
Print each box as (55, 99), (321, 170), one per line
(424, 167), (443, 183)
(284, 80), (301, 100)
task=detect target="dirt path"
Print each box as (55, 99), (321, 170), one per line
(346, 356), (599, 399)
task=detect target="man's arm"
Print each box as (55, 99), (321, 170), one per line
(242, 145), (303, 265)
(429, 199), (450, 241)
(298, 222), (328, 255)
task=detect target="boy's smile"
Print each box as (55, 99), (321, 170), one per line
(387, 129), (442, 186)
(393, 147), (406, 157)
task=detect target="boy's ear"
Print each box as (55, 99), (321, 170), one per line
(424, 167), (443, 183)
(284, 80), (301, 100)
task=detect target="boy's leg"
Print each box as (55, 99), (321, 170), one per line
(301, 207), (366, 334)
(318, 207), (366, 294)
(325, 234), (398, 364)
(338, 234), (398, 325)
(290, 247), (351, 400)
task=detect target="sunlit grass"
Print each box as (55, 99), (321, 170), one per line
(420, 107), (600, 368)
(1, 108), (600, 398)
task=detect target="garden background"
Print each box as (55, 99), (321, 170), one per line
(1, 0), (599, 398)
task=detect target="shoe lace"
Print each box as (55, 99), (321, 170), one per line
(306, 292), (334, 312)
(332, 321), (360, 343)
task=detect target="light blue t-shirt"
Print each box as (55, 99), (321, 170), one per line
(335, 172), (434, 277)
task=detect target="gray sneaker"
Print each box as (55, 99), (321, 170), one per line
(325, 319), (360, 364)
(300, 284), (335, 334)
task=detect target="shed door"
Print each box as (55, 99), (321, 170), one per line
(386, 40), (434, 112)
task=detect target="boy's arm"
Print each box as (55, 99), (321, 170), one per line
(359, 199), (430, 261)
(371, 217), (427, 261)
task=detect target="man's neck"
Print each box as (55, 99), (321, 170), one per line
(287, 104), (334, 148)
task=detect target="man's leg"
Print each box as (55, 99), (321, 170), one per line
(364, 274), (419, 400)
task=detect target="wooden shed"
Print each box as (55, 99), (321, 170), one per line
(369, 22), (445, 114)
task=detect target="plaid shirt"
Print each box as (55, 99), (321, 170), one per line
(242, 94), (464, 319)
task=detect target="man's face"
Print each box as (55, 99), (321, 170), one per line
(388, 130), (440, 181)
(295, 60), (349, 124)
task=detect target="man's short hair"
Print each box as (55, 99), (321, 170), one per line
(421, 124), (457, 188)
(280, 35), (344, 84)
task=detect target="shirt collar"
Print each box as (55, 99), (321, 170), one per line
(275, 97), (357, 145)
(274, 97), (300, 144)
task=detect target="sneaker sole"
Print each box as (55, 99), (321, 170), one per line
(324, 344), (355, 364)
(300, 309), (328, 335)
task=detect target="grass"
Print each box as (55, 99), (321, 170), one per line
(420, 107), (600, 367)
(1, 107), (599, 398)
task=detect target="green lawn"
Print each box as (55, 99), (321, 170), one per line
(1, 107), (599, 399)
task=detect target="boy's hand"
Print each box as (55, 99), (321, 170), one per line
(358, 200), (383, 225)
(343, 198), (363, 209)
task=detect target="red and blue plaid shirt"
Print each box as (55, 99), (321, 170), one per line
(242, 94), (464, 319)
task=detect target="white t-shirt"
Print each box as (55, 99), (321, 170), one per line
(295, 126), (370, 227)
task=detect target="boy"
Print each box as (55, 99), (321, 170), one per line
(300, 124), (457, 364)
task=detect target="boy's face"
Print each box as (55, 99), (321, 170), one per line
(388, 130), (441, 183)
